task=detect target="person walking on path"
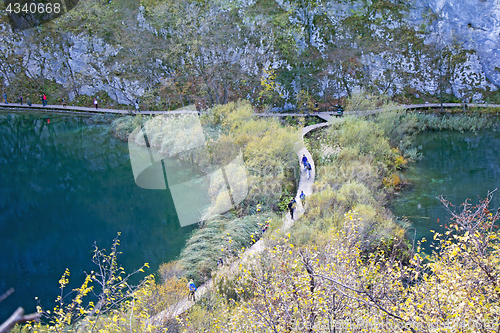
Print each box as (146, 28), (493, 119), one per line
(305, 161), (312, 179)
(62, 98), (66, 107)
(302, 154), (312, 178)
(134, 99), (140, 113)
(19, 94), (23, 105)
(42, 94), (47, 106)
(217, 257), (223, 267)
(187, 279), (197, 301)
(94, 98), (98, 110)
(288, 198), (296, 220)
(3, 93), (7, 104)
(300, 191), (306, 207)
(27, 95), (32, 106)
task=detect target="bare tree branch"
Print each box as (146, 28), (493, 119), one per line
(0, 289), (14, 304)
(0, 307), (40, 333)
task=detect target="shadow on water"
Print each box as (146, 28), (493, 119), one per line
(391, 128), (500, 252)
(0, 111), (196, 321)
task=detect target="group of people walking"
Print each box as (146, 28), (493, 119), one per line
(287, 154), (312, 220)
(1, 92), (103, 109)
(2, 93), (49, 107)
(302, 154), (312, 179)
(288, 190), (306, 220)
(186, 153), (312, 305)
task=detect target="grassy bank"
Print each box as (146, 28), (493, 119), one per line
(301, 105), (496, 252)
(299, 115), (411, 257)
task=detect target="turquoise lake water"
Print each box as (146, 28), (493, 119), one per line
(0, 111), (196, 321)
(391, 128), (500, 250)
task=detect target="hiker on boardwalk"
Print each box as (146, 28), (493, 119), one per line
(187, 279), (197, 301)
(27, 95), (32, 106)
(134, 99), (140, 113)
(18, 94), (23, 105)
(288, 198), (296, 220)
(3, 93), (7, 104)
(42, 94), (47, 106)
(94, 98), (98, 109)
(304, 161), (312, 179)
(300, 191), (306, 207)
(302, 154), (308, 166)
(62, 98), (66, 107)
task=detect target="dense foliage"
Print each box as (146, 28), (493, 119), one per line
(181, 194), (500, 332)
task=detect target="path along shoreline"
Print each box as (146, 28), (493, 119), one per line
(144, 119), (344, 329)
(2, 101), (500, 118)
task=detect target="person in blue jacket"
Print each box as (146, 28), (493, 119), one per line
(300, 191), (306, 207)
(187, 279), (197, 301)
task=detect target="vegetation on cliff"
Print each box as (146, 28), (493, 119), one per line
(2, 0), (499, 110)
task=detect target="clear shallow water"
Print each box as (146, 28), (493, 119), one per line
(391, 128), (500, 250)
(0, 111), (195, 321)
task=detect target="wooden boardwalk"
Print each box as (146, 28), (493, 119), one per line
(146, 117), (336, 329)
(2, 101), (500, 117)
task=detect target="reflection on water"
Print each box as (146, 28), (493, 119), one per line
(391, 129), (500, 250)
(0, 111), (195, 321)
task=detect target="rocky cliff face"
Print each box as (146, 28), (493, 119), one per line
(1, 0), (499, 105)
(414, 0), (500, 88)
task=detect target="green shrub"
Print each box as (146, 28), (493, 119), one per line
(333, 180), (376, 211)
(179, 213), (276, 285)
(345, 92), (399, 114)
(333, 117), (392, 163)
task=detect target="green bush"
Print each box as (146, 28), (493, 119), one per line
(333, 180), (376, 211)
(345, 92), (399, 113)
(333, 117), (392, 164)
(179, 213), (276, 285)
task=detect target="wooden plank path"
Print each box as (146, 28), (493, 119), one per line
(2, 101), (500, 117)
(0, 102), (200, 115)
(145, 119), (341, 329)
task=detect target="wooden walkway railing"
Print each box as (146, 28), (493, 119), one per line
(2, 102), (500, 117)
